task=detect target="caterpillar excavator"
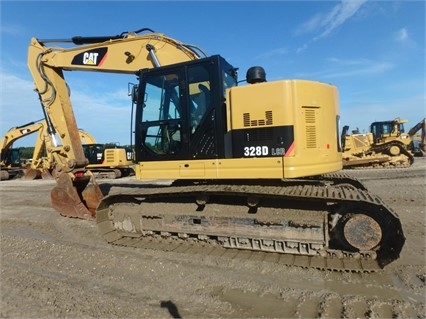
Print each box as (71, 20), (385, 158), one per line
(0, 119), (98, 180)
(1, 119), (133, 180)
(27, 28), (405, 271)
(83, 143), (134, 179)
(1, 120), (44, 180)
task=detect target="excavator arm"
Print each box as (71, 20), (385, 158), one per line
(28, 124), (97, 179)
(408, 118), (426, 136)
(27, 28), (203, 219)
(408, 118), (426, 155)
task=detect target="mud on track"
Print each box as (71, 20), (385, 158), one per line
(1, 158), (425, 318)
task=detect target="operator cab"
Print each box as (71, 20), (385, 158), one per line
(2, 148), (21, 167)
(134, 55), (237, 162)
(370, 120), (405, 143)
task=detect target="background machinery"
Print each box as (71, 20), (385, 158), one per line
(27, 123), (98, 179)
(26, 28), (405, 271)
(341, 118), (424, 168)
(0, 119), (98, 180)
(1, 120), (45, 180)
(1, 119), (134, 180)
(407, 118), (426, 156)
(83, 143), (134, 179)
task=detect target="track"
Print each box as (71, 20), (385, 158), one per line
(96, 175), (405, 272)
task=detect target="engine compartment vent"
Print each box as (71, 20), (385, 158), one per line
(243, 111), (273, 127)
(304, 108), (317, 149)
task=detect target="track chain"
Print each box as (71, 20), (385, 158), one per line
(96, 177), (404, 272)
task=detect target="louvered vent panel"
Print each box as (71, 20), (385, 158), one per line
(266, 111), (273, 125)
(243, 113), (250, 127)
(242, 111), (273, 127)
(305, 109), (317, 148)
(105, 150), (115, 163)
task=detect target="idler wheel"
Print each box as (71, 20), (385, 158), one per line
(389, 145), (400, 156)
(343, 214), (382, 251)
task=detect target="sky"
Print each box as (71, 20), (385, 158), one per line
(0, 0), (425, 147)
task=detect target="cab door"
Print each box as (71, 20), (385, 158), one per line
(135, 58), (222, 162)
(136, 68), (188, 161)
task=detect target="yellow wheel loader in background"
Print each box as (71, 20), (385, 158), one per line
(26, 27), (405, 271)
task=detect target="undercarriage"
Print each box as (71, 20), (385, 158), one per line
(96, 174), (405, 272)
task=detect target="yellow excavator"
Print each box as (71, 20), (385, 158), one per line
(27, 28), (405, 271)
(1, 120), (44, 180)
(32, 127), (134, 180)
(0, 119), (98, 180)
(83, 143), (134, 179)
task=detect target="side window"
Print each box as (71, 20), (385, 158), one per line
(142, 74), (180, 122)
(144, 123), (181, 155)
(188, 65), (211, 134)
(141, 73), (182, 155)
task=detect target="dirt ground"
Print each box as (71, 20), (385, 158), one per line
(1, 158), (425, 319)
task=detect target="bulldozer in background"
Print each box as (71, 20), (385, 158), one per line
(341, 117), (425, 169)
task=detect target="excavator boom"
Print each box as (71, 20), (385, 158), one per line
(27, 28), (203, 219)
(1, 120), (44, 159)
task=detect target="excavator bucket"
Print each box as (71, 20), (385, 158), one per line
(51, 172), (103, 220)
(41, 169), (54, 180)
(22, 168), (42, 180)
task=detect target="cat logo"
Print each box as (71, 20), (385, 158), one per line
(71, 47), (108, 67)
(19, 129), (31, 134)
(83, 52), (99, 65)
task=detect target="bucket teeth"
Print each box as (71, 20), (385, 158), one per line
(51, 172), (103, 220)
